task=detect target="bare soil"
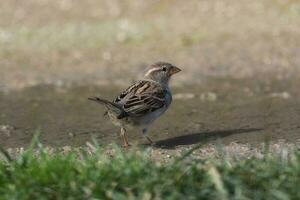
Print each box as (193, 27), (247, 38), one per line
(1, 78), (299, 149)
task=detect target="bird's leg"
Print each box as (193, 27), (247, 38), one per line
(145, 136), (154, 145)
(120, 127), (130, 148)
(142, 128), (155, 145)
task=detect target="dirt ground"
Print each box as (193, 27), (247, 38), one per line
(1, 0), (300, 150)
(1, 78), (300, 149)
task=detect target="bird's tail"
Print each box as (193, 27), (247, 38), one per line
(88, 97), (127, 119)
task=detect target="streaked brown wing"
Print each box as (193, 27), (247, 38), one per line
(114, 81), (166, 117)
(114, 80), (144, 103)
(123, 91), (165, 116)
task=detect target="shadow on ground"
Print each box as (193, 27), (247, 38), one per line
(151, 128), (263, 149)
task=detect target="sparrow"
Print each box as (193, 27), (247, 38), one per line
(88, 62), (181, 147)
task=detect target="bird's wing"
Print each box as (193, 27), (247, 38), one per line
(114, 80), (167, 117)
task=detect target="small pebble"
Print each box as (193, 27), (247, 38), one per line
(200, 92), (217, 101)
(270, 92), (290, 99)
(173, 93), (196, 100)
(0, 125), (15, 137)
(68, 132), (75, 137)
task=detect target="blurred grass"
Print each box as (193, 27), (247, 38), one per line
(1, 0), (300, 89)
(0, 142), (300, 199)
(0, 21), (152, 51)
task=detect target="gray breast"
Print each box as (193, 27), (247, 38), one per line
(164, 89), (172, 108)
(136, 89), (172, 126)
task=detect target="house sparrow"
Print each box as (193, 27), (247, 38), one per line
(88, 62), (181, 147)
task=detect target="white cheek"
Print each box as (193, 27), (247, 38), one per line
(145, 68), (161, 77)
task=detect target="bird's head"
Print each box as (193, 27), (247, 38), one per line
(144, 62), (181, 85)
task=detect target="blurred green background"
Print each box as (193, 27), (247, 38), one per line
(1, 0), (300, 90)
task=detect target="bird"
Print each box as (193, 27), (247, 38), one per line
(88, 62), (181, 147)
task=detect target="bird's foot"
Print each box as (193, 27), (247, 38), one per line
(122, 142), (131, 149)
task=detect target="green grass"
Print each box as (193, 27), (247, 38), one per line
(0, 142), (300, 200)
(0, 21), (152, 52)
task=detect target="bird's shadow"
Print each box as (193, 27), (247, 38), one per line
(146, 128), (263, 149)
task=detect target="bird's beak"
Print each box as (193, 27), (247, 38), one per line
(169, 66), (181, 76)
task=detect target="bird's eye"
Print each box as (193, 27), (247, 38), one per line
(162, 67), (167, 72)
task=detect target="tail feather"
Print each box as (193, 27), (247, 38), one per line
(88, 97), (127, 119)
